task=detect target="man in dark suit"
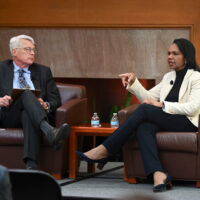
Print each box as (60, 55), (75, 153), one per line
(0, 34), (70, 169)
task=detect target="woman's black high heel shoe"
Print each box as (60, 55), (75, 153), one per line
(153, 174), (172, 192)
(76, 151), (108, 170)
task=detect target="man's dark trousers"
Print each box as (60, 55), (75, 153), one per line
(0, 90), (48, 163)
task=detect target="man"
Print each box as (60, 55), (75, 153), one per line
(0, 35), (70, 169)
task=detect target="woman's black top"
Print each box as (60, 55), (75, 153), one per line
(165, 67), (187, 102)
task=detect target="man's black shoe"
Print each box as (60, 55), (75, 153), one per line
(47, 123), (70, 150)
(26, 159), (38, 170)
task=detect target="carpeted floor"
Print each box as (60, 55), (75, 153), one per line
(58, 162), (200, 200)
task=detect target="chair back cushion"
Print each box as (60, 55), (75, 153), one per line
(9, 169), (62, 200)
(56, 83), (86, 104)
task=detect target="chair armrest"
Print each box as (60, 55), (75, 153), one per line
(118, 104), (140, 125)
(55, 98), (87, 127)
(196, 115), (200, 179)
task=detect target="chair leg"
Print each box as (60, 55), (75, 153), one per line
(52, 173), (62, 180)
(123, 166), (137, 183)
(123, 166), (127, 181)
(127, 177), (137, 184)
(196, 181), (200, 188)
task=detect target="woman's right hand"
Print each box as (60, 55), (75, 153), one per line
(119, 73), (136, 87)
(0, 95), (12, 107)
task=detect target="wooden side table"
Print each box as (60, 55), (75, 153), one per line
(69, 123), (116, 179)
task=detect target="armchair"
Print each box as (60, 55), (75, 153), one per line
(118, 104), (200, 188)
(0, 83), (87, 179)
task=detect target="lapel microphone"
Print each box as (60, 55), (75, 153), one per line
(170, 80), (174, 85)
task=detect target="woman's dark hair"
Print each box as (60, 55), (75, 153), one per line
(173, 38), (199, 70)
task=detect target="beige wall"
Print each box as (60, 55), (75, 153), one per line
(0, 0), (199, 78)
(0, 28), (189, 78)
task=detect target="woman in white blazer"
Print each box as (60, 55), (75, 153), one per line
(76, 38), (200, 192)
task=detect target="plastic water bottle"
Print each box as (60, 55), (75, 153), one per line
(91, 112), (100, 127)
(110, 113), (119, 128)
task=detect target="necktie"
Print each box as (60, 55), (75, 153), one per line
(18, 69), (30, 89)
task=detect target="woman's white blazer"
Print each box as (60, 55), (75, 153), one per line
(127, 69), (200, 127)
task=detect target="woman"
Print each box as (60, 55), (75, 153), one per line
(76, 38), (200, 192)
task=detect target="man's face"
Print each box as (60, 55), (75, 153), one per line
(12, 39), (36, 68)
(167, 43), (185, 71)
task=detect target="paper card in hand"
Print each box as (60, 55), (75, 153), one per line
(11, 89), (41, 101)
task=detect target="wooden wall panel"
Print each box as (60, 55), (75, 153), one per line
(0, 0), (199, 26)
(55, 78), (155, 122)
(0, 0), (199, 73)
(0, 28), (189, 78)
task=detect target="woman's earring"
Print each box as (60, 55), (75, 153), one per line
(185, 60), (187, 65)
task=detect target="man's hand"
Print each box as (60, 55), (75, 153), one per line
(142, 98), (163, 108)
(38, 98), (48, 110)
(119, 73), (136, 87)
(0, 95), (13, 107)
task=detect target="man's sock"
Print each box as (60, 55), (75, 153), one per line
(40, 120), (54, 136)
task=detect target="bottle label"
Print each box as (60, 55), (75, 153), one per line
(111, 121), (119, 127)
(91, 120), (100, 126)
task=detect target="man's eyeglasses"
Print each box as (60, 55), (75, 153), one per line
(17, 47), (37, 54)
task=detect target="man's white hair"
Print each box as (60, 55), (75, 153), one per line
(9, 35), (35, 54)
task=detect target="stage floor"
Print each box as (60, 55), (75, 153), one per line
(57, 162), (199, 200)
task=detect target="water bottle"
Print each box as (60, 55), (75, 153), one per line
(91, 112), (100, 127)
(110, 113), (119, 128)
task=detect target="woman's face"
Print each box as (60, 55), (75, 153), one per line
(167, 43), (185, 71)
